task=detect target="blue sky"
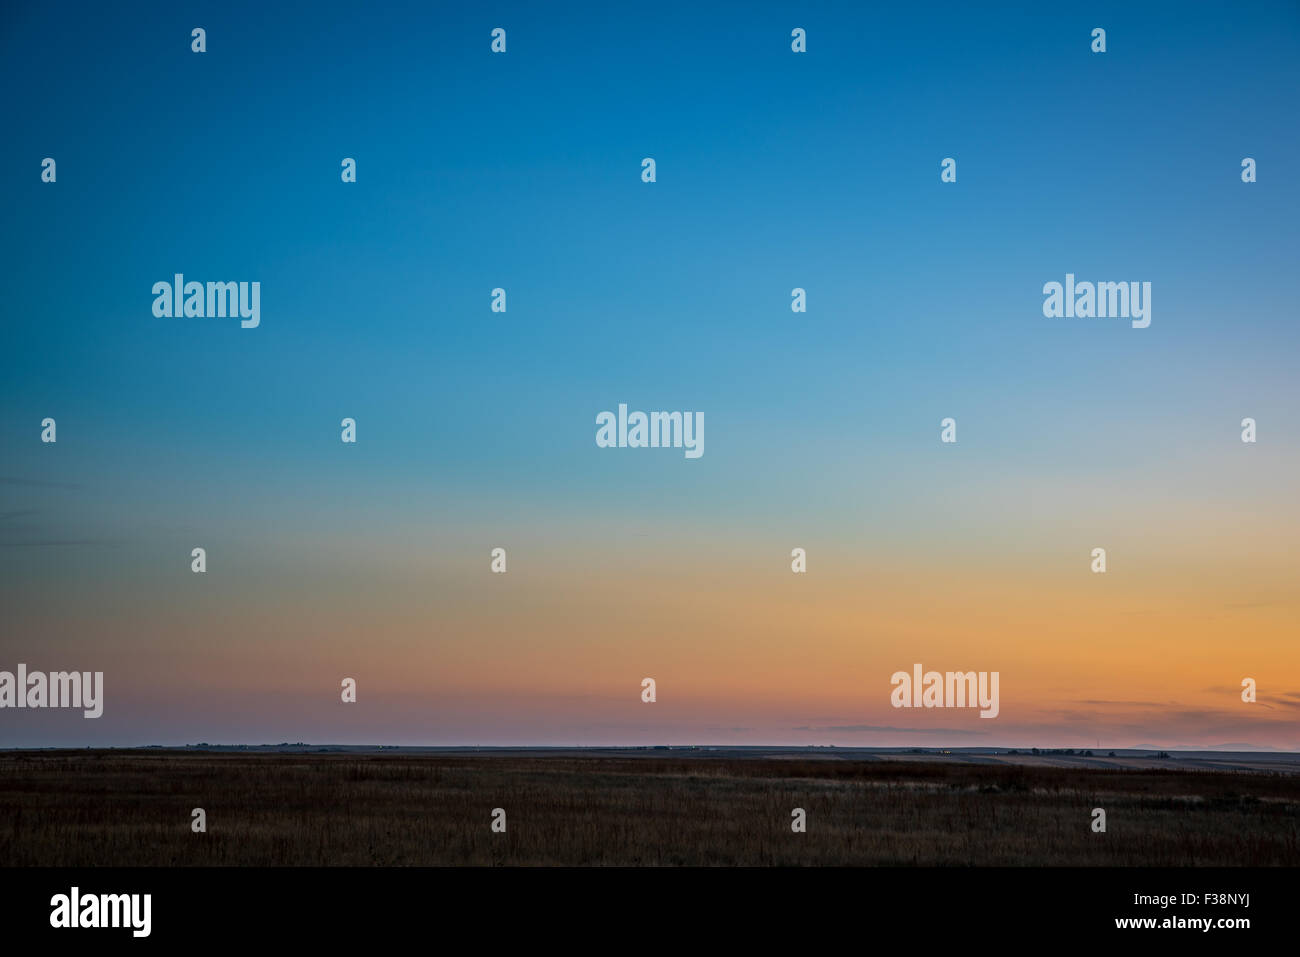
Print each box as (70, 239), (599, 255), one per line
(2, 1), (1297, 746)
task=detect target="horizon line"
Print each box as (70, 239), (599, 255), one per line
(5, 743), (1299, 755)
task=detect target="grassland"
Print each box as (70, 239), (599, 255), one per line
(1, 750), (1297, 866)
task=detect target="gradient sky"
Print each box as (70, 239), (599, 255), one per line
(2, 1), (1298, 748)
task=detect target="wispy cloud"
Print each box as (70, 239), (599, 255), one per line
(1071, 699), (1166, 708)
(0, 475), (83, 489)
(794, 725), (989, 736)
(0, 540), (122, 548)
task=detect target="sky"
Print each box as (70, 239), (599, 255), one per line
(1, 0), (1298, 749)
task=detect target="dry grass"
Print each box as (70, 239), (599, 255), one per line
(1, 751), (1297, 866)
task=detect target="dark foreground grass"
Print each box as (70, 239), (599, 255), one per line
(1, 751), (1297, 866)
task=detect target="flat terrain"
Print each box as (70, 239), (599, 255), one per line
(1, 749), (1297, 866)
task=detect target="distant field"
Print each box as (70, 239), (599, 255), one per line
(1, 750), (1297, 866)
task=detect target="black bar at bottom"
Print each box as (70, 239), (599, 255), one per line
(0, 866), (1279, 944)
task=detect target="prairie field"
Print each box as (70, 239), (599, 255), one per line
(1, 750), (1297, 866)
